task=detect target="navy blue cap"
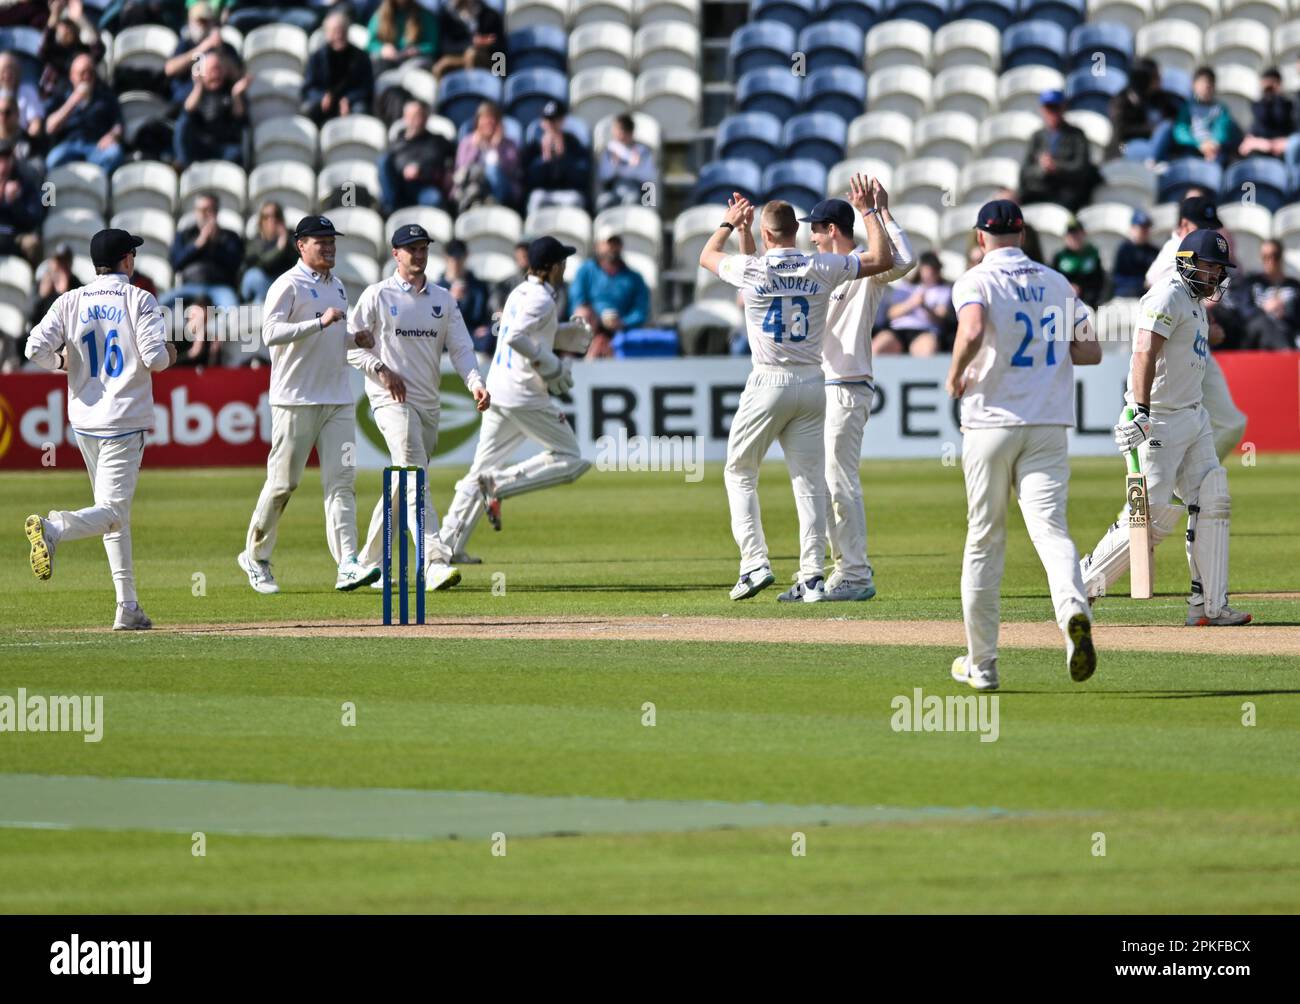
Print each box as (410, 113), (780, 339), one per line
(391, 223), (431, 248)
(1040, 88), (1065, 106)
(1179, 228), (1235, 268)
(541, 99), (566, 119)
(90, 228), (144, 267)
(1179, 195), (1222, 230)
(974, 199), (1025, 235)
(798, 198), (855, 234)
(445, 238), (468, 258)
(1131, 209), (1152, 227)
(295, 214), (342, 239)
(528, 235), (576, 270)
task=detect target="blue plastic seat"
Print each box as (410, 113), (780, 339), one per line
(716, 112), (784, 166)
(1156, 66), (1192, 104)
(762, 159), (829, 208)
(438, 70), (504, 130)
(1019, 0), (1086, 35)
(818, 0), (881, 33)
(730, 22), (799, 79)
(504, 68), (568, 129)
(797, 21), (866, 73)
(1001, 20), (1069, 72)
(883, 0), (950, 31)
(696, 160), (764, 205)
(737, 68), (803, 121)
(1221, 158), (1290, 213)
(506, 25), (567, 73)
(1157, 159), (1223, 204)
(781, 112), (848, 170)
(613, 328), (680, 358)
(752, 0), (817, 32)
(1068, 23), (1133, 75)
(802, 67), (867, 123)
(1065, 66), (1128, 115)
(951, 0), (1016, 29)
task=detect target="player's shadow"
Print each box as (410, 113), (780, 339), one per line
(1107, 689), (1300, 699)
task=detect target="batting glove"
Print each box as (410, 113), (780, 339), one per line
(546, 357), (574, 396)
(1113, 408), (1152, 454)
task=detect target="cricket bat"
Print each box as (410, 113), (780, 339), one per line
(1124, 407), (1154, 599)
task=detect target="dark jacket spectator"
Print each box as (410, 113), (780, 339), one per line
(1238, 67), (1296, 160)
(453, 101), (521, 211)
(379, 99), (453, 213)
(43, 53), (124, 173)
(0, 142), (46, 262)
(524, 100), (591, 215)
(1240, 240), (1300, 349)
(39, 13), (103, 98)
(167, 194), (242, 304)
(240, 201), (297, 303)
(302, 9), (374, 124)
(0, 52), (44, 134)
(173, 53), (249, 168)
(1111, 211), (1159, 298)
(436, 238), (492, 350)
(164, 2), (242, 105)
(1105, 57), (1177, 159)
(1052, 221), (1106, 308)
(0, 92), (39, 170)
(433, 0), (505, 79)
(28, 244), (82, 325)
(368, 0), (440, 73)
(1020, 90), (1098, 213)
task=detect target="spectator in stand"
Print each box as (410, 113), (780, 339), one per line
(43, 53), (124, 172)
(523, 100), (591, 216)
(1106, 56), (1178, 162)
(38, 5), (104, 100)
(174, 51), (250, 169)
(453, 100), (521, 211)
(0, 53), (42, 137)
(379, 99), (452, 213)
(596, 113), (656, 211)
(1111, 209), (1159, 298)
(1238, 67), (1296, 163)
(1241, 240), (1300, 349)
(875, 251), (951, 357)
(302, 9), (374, 124)
(163, 193), (241, 309)
(177, 293), (223, 367)
(435, 238), (493, 355)
(165, 2), (241, 106)
(368, 0), (440, 75)
(1020, 89), (1098, 212)
(240, 201), (297, 304)
(432, 0), (504, 79)
(29, 242), (81, 327)
(1052, 217), (1106, 308)
(570, 234), (650, 359)
(0, 138), (44, 262)
(0, 93), (38, 169)
(97, 0), (187, 34)
(1165, 67), (1240, 166)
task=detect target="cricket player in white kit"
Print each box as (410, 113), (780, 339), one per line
(238, 215), (379, 594)
(23, 228), (178, 630)
(1145, 195), (1247, 460)
(699, 176), (895, 602)
(1080, 230), (1252, 626)
(347, 223), (491, 591)
(945, 200), (1100, 691)
(802, 180), (915, 601)
(438, 236), (592, 557)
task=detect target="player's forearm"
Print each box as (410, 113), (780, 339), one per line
(880, 220), (915, 281)
(24, 337), (63, 371)
(857, 211), (892, 275)
(263, 317), (325, 345)
(1130, 348), (1158, 407)
(347, 345), (383, 374)
(699, 225), (734, 271)
(737, 224), (755, 255)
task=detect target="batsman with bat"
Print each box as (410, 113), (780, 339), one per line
(1079, 230), (1252, 626)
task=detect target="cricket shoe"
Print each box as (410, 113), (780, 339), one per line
(25, 514), (56, 581)
(823, 577), (876, 601)
(778, 576), (825, 603)
(951, 656), (999, 692)
(1186, 602), (1252, 627)
(479, 474), (502, 531)
(452, 551), (482, 564)
(237, 550), (279, 594)
(113, 602), (153, 631)
(1066, 612), (1097, 683)
(730, 565), (775, 600)
(335, 557), (381, 592)
(425, 563), (461, 591)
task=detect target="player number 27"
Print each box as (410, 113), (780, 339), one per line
(762, 297), (810, 343)
(1011, 311), (1057, 367)
(80, 328), (124, 379)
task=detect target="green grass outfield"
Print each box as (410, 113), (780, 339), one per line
(0, 455), (1297, 913)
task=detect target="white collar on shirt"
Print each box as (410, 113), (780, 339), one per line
(296, 260), (331, 283)
(391, 273), (430, 295)
(526, 274), (559, 299)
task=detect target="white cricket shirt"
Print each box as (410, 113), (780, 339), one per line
(823, 222), (915, 382)
(487, 275), (560, 409)
(262, 260), (355, 407)
(719, 247), (859, 367)
(1131, 276), (1208, 412)
(24, 272), (171, 436)
(347, 272), (484, 411)
(950, 246), (1086, 428)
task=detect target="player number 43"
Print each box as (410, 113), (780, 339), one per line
(762, 297), (810, 343)
(81, 328), (125, 379)
(1011, 311), (1057, 367)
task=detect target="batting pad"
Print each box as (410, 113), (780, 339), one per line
(1192, 466), (1231, 615)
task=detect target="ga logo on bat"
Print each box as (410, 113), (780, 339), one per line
(1126, 475), (1149, 526)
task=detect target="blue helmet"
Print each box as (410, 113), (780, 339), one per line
(1175, 229), (1235, 301)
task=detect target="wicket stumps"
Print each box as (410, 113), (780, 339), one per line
(382, 465), (426, 626)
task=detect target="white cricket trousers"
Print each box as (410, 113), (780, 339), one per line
(1203, 354), (1247, 460)
(246, 404), (359, 565)
(47, 431), (145, 604)
(725, 363), (828, 581)
(359, 402), (451, 568)
(825, 381), (874, 588)
(440, 401), (589, 555)
(961, 425), (1089, 669)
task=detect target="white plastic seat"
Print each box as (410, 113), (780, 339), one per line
(1222, 0), (1287, 27)
(111, 160), (178, 215)
(465, 251), (518, 285)
(109, 208), (174, 260)
(673, 203), (727, 270)
(933, 19), (1001, 72)
(0, 256), (34, 313)
(526, 205), (594, 255)
(633, 0), (701, 26)
(1021, 202), (1073, 260)
(1064, 109), (1113, 162)
(569, 22), (634, 74)
(1149, 201), (1180, 235)
(633, 22), (699, 72)
(133, 253), (172, 290)
(912, 111), (981, 163)
(893, 158), (960, 212)
(455, 205), (524, 257)
(695, 266), (734, 305)
(249, 161), (318, 215)
(1135, 20), (1203, 76)
(327, 206), (386, 261)
(1216, 202), (1272, 268)
(933, 66), (999, 121)
(385, 206), (455, 246)
(827, 159), (893, 200)
(1087, 0), (1155, 37)
(958, 157), (1021, 205)
(678, 299), (742, 344)
(865, 21), (932, 72)
(253, 115), (318, 168)
(316, 160), (382, 208)
(112, 25), (179, 72)
(243, 23), (309, 76)
(320, 114), (388, 164)
(117, 90), (168, 144)
(997, 66), (1067, 114)
(941, 203), (985, 254)
(248, 70), (305, 126)
(506, 0), (568, 30)
(1096, 160), (1156, 207)
(886, 204), (939, 256)
(334, 251), (380, 299)
(1204, 18), (1273, 67)
(175, 206), (244, 238)
(846, 111), (913, 167)
(1213, 64), (1262, 126)
(1077, 202), (1142, 265)
(1272, 202), (1300, 246)
(570, 0), (635, 29)
(634, 68), (700, 143)
(866, 66), (933, 121)
(978, 111), (1041, 161)
(593, 205), (661, 259)
(570, 67), (635, 131)
(1153, 0), (1220, 32)
(593, 111), (662, 158)
(179, 161), (248, 213)
(47, 163), (108, 215)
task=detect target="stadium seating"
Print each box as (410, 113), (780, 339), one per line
(438, 70), (504, 130)
(634, 67), (701, 141)
(253, 117), (319, 169)
(180, 162), (248, 214)
(1217, 201), (1272, 267)
(798, 22), (867, 72)
(570, 23), (635, 78)
(633, 22), (700, 72)
(111, 162), (179, 215)
(752, 0), (818, 32)
(1157, 159), (1223, 204)
(730, 22), (797, 79)
(47, 163), (108, 216)
(1222, 158), (1291, 213)
(506, 0), (568, 31)
(865, 21), (932, 70)
(802, 68), (868, 123)
(933, 67), (999, 121)
(456, 205), (525, 257)
(1135, 20), (1202, 76)
(827, 158), (894, 198)
(978, 111), (1042, 161)
(569, 67), (635, 127)
(110, 208), (174, 260)
(1068, 22), (1135, 74)
(510, 25), (569, 71)
(893, 158), (961, 210)
(782, 112), (848, 170)
(716, 113), (784, 166)
(320, 116), (388, 165)
(1002, 21), (1070, 71)
(504, 68), (569, 127)
(913, 112), (981, 164)
(847, 111), (914, 166)
(951, 0), (1018, 30)
(762, 160), (828, 207)
(867, 66), (933, 120)
(958, 157), (1022, 203)
(736, 67), (803, 121)
(886, 0), (949, 31)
